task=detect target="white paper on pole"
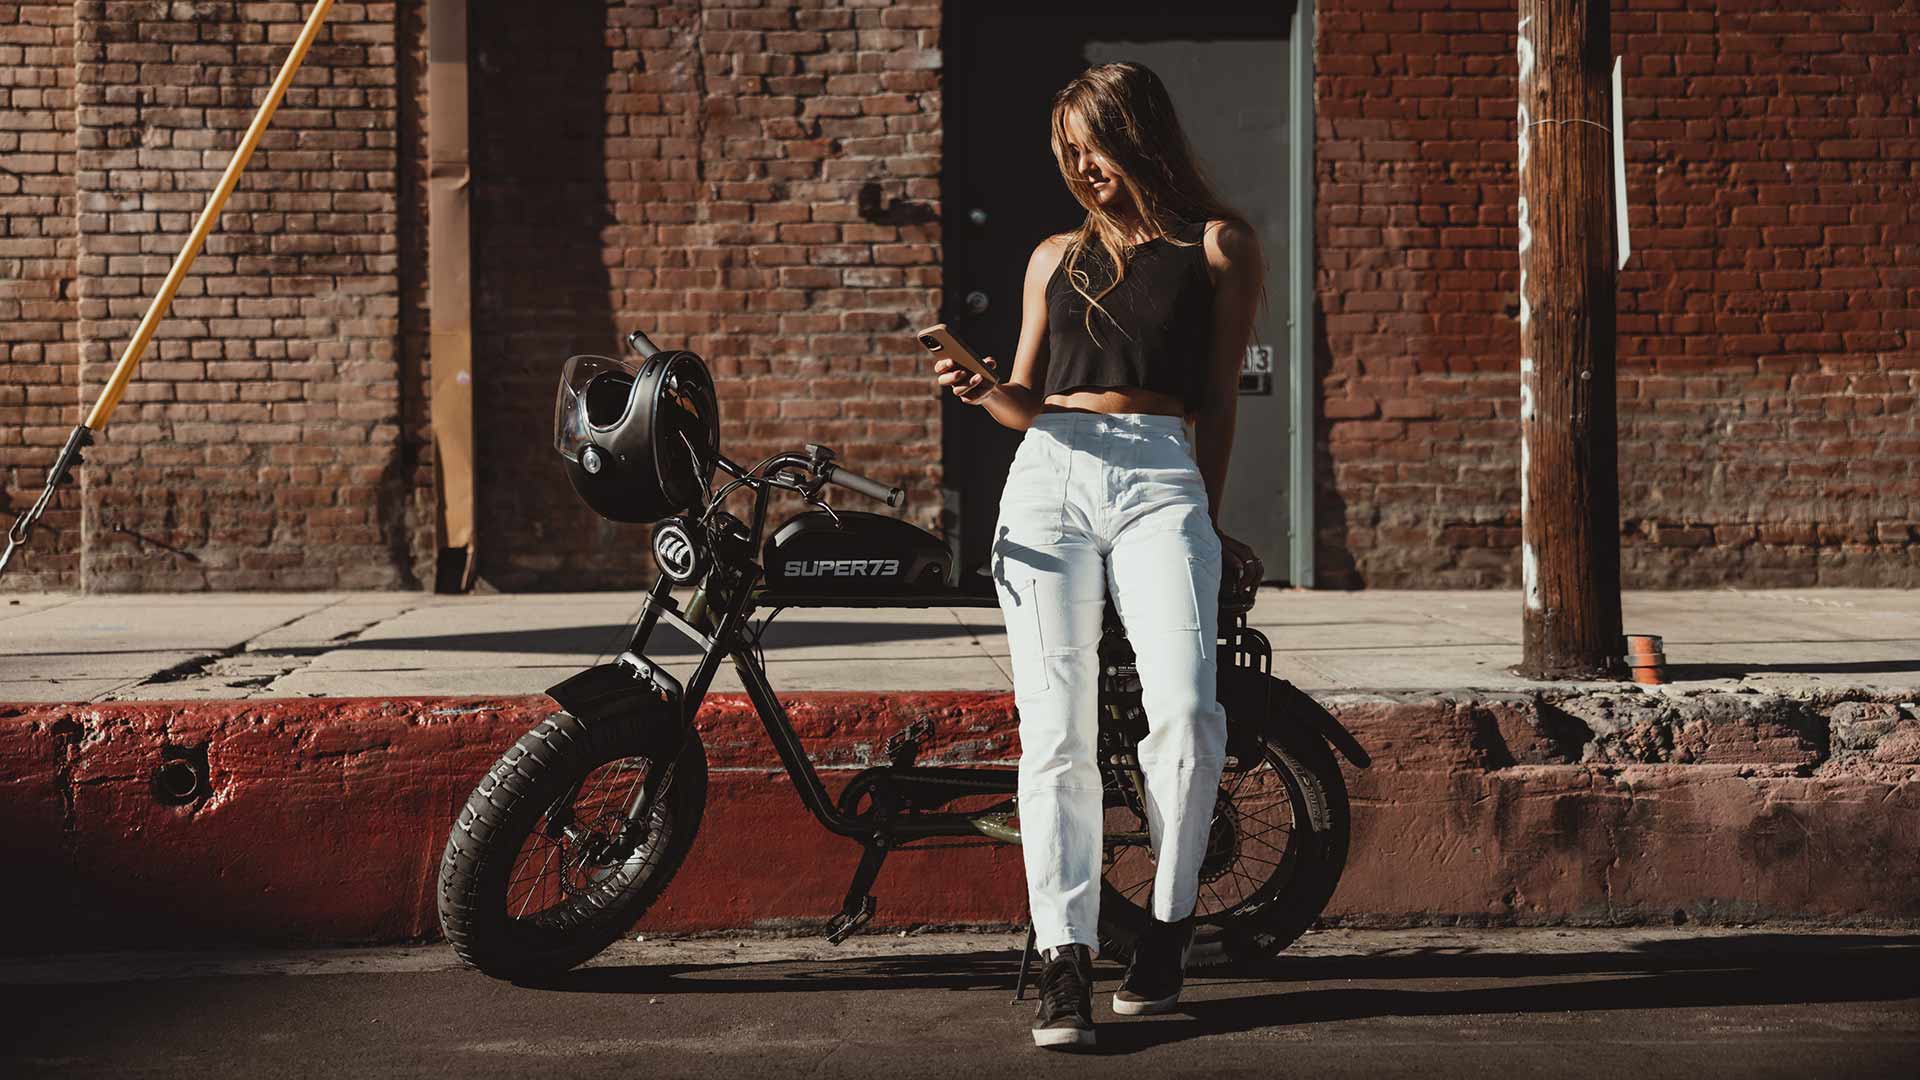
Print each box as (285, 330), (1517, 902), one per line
(1612, 56), (1630, 270)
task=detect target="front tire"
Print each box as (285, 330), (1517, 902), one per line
(437, 709), (707, 981)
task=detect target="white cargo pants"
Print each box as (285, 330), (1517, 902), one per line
(989, 410), (1228, 957)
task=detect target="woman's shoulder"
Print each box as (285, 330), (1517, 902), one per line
(1032, 232), (1077, 287)
(1197, 217), (1256, 250)
(1197, 218), (1259, 276)
(1022, 233), (1074, 305)
(1039, 231), (1077, 258)
(1040, 230), (1085, 263)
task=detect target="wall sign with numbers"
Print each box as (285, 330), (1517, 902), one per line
(1239, 345), (1274, 395)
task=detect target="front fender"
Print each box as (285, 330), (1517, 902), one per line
(546, 660), (683, 737)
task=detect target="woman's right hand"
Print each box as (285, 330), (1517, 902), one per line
(933, 355), (998, 404)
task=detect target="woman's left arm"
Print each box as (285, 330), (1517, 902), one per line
(1191, 220), (1264, 528)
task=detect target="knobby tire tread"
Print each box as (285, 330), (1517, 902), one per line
(437, 710), (707, 981)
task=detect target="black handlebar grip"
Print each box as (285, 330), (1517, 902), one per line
(625, 329), (662, 360)
(827, 465), (904, 508)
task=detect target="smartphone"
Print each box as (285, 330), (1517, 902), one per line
(916, 323), (1000, 387)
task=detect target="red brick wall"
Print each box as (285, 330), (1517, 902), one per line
(1314, 0), (1920, 588)
(7, 2), (1913, 593)
(69, 1), (414, 590)
(3, 0), (942, 594)
(0, 1), (79, 589)
(467, 0), (944, 590)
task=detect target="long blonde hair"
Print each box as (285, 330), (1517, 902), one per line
(1048, 61), (1269, 349)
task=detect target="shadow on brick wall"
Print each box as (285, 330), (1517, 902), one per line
(470, 3), (633, 591)
(1313, 295), (1361, 588)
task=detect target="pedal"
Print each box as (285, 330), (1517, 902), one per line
(883, 717), (935, 767)
(824, 894), (876, 944)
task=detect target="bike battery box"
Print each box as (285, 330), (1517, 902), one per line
(760, 510), (953, 596)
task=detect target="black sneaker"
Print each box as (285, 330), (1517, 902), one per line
(1112, 916), (1194, 1015)
(1030, 944), (1096, 1049)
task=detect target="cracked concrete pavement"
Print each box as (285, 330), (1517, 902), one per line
(3, 929), (1915, 1078)
(2, 587), (1916, 703)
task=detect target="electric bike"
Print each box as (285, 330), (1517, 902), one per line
(436, 329), (1366, 984)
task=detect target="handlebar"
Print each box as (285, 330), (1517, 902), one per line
(804, 441), (904, 507)
(821, 462), (904, 508)
(710, 444), (906, 512)
(625, 329), (662, 360)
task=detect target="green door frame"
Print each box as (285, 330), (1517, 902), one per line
(1288, 0), (1316, 588)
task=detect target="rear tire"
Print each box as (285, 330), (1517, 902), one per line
(1096, 711), (1349, 969)
(437, 710), (707, 981)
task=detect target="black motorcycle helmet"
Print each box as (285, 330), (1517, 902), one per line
(553, 345), (720, 524)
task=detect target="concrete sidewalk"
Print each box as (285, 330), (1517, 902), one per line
(2, 587), (1916, 702)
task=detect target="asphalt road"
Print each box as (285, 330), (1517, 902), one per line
(4, 929), (1917, 1078)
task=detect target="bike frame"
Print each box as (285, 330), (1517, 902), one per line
(593, 449), (1028, 845)
(547, 443), (1274, 942)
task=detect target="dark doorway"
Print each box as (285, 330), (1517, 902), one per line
(940, 5), (1298, 584)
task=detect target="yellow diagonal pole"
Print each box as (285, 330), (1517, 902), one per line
(1, 0), (335, 577)
(88, 0), (336, 428)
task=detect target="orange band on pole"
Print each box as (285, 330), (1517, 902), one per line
(84, 0), (337, 431)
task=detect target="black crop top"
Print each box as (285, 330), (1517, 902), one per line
(1042, 218), (1216, 410)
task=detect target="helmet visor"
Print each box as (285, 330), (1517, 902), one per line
(554, 354), (641, 462)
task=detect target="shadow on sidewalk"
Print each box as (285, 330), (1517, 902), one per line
(333, 620), (994, 655)
(531, 933), (1920, 1055)
(530, 947), (1027, 997)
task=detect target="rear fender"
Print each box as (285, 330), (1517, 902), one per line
(1219, 667), (1371, 769)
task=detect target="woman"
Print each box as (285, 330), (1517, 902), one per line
(932, 61), (1266, 1049)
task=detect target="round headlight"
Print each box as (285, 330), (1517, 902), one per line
(650, 518), (706, 583)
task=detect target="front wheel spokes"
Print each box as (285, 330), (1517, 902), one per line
(569, 810), (635, 879)
(511, 834), (567, 918)
(506, 757), (661, 921)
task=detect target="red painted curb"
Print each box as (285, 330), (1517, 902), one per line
(8, 693), (1028, 947)
(7, 690), (1918, 949)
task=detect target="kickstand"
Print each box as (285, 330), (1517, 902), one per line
(823, 840), (888, 945)
(1010, 920), (1038, 1003)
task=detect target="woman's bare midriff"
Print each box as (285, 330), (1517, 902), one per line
(1040, 385), (1187, 419)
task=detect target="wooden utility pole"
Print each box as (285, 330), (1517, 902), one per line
(1514, 0), (1623, 679)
